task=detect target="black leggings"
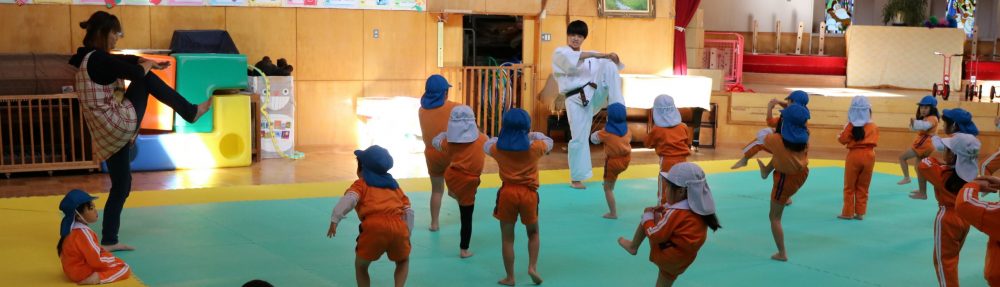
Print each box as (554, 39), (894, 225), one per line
(101, 72), (198, 245)
(460, 205), (474, 250)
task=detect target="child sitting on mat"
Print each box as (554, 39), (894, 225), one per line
(617, 162), (721, 287)
(328, 145), (415, 287)
(58, 189), (131, 285)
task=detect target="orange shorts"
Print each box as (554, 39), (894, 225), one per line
(424, 147), (449, 177)
(912, 134), (935, 158)
(604, 155), (631, 182)
(445, 167), (481, 206)
(771, 168), (809, 204)
(660, 156), (687, 173)
(493, 184), (539, 225)
(356, 216), (411, 262)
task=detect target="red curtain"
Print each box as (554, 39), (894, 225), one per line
(673, 0), (701, 75)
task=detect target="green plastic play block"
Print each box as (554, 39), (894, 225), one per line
(173, 53), (248, 133)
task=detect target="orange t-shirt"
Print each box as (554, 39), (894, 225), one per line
(919, 157), (963, 208)
(598, 130), (632, 158)
(645, 124), (691, 158)
(642, 207), (708, 278)
(418, 101), (459, 148)
(838, 123), (879, 150)
(439, 134), (488, 175)
(490, 141), (549, 191)
(762, 133), (808, 175)
(60, 223), (131, 284)
(349, 179), (412, 220)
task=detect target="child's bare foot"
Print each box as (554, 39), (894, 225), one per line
(570, 181), (586, 189)
(784, 199), (793, 206)
(79, 272), (99, 285)
(837, 215), (853, 220)
(897, 177), (911, 185)
(731, 158), (749, 169)
(602, 213), (617, 219)
(617, 237), (637, 255)
(528, 269), (543, 285)
(909, 191), (927, 200)
(498, 277), (515, 286)
(192, 96), (214, 123)
(757, 159), (770, 179)
(770, 252), (788, 262)
(429, 224), (439, 232)
(460, 249), (474, 258)
(854, 215), (864, 220)
(101, 243), (135, 252)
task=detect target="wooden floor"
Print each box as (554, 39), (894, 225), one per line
(0, 143), (914, 198)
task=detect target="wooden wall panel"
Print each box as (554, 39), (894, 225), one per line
(149, 6), (225, 49)
(296, 8), (363, 81)
(226, 7), (297, 69)
(605, 17), (673, 75)
(0, 5), (72, 54)
(71, 6), (151, 50)
(426, 0), (486, 14)
(485, 0), (542, 15)
(537, 15), (567, 81)
(295, 81), (362, 147)
(568, 0), (598, 17)
(363, 10), (426, 80)
(362, 80), (424, 98)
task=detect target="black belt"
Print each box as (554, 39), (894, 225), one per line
(565, 82), (598, 107)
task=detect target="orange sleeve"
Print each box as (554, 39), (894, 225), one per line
(644, 128), (659, 149)
(399, 190), (412, 209)
(683, 125), (693, 147)
(918, 157), (946, 188)
(348, 179), (367, 198)
(869, 124), (879, 147)
(72, 229), (116, 270)
(531, 140), (548, 157)
(837, 124), (853, 145)
(643, 212), (701, 264)
(956, 183), (1000, 238)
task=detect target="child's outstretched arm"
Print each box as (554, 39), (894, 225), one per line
(912, 118), (933, 131)
(590, 131), (603, 145)
(483, 137), (499, 157)
(328, 191), (359, 238)
(530, 132), (555, 154)
(432, 132), (447, 152)
(958, 178), (1000, 238)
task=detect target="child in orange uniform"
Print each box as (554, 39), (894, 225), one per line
(731, 90), (809, 171)
(956, 176), (1000, 286)
(645, 95), (691, 205)
(591, 103), (632, 219)
(432, 105), (488, 258)
(485, 108), (553, 286)
(900, 95), (940, 200)
(761, 103), (810, 262)
(617, 162), (721, 287)
(838, 96), (879, 220)
(419, 74), (458, 231)
(918, 109), (979, 287)
(328, 145), (415, 287)
(58, 189), (131, 285)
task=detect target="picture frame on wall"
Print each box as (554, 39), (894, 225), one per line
(598, 0), (655, 18)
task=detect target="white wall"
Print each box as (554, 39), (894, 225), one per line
(702, 0), (814, 33)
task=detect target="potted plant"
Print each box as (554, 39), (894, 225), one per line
(882, 0), (928, 26)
